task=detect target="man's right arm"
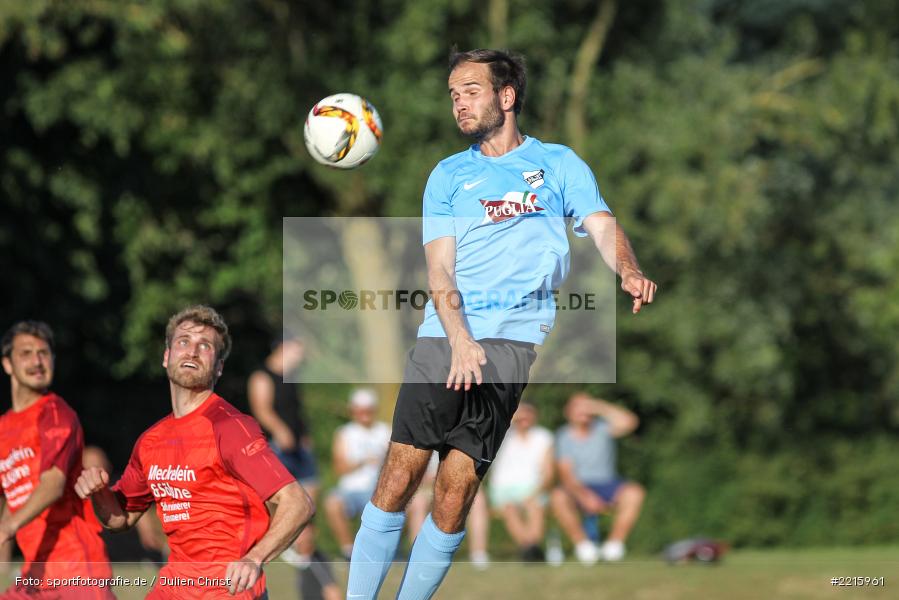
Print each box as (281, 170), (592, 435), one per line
(556, 459), (604, 513)
(248, 370), (296, 451)
(425, 236), (486, 391)
(134, 510), (167, 552)
(538, 444), (555, 494)
(75, 467), (146, 532)
(573, 393), (639, 438)
(330, 430), (354, 476)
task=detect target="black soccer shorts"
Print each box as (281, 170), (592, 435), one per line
(391, 337), (536, 478)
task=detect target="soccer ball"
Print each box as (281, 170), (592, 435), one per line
(303, 93), (383, 169)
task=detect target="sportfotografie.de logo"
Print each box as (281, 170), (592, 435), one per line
(301, 289), (597, 311)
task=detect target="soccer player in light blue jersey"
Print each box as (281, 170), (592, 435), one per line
(346, 48), (657, 599)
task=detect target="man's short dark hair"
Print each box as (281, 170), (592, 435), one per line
(2, 321), (55, 358)
(449, 48), (527, 114)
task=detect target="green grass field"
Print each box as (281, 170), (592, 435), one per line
(4, 546), (896, 599)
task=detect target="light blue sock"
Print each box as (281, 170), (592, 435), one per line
(396, 514), (465, 600)
(346, 502), (406, 599)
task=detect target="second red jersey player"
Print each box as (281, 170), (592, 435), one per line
(0, 322), (114, 600)
(76, 306), (313, 599)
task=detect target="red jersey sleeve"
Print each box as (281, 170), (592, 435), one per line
(37, 398), (82, 475)
(112, 444), (154, 512)
(215, 414), (294, 502)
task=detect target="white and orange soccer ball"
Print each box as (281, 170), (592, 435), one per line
(303, 93), (383, 169)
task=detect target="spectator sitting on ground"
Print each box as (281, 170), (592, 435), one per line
(487, 402), (554, 562)
(551, 393), (645, 564)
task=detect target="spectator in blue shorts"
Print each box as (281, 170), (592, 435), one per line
(551, 392), (645, 564)
(324, 389), (391, 560)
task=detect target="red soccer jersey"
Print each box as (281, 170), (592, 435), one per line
(113, 393), (294, 600)
(0, 393), (113, 594)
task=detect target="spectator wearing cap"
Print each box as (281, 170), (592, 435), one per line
(324, 389), (391, 560)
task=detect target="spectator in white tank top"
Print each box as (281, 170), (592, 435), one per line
(324, 389), (391, 560)
(488, 402), (554, 562)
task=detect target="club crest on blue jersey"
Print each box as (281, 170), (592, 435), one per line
(522, 169), (545, 188)
(479, 191), (545, 224)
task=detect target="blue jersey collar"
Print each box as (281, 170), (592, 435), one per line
(469, 135), (535, 161)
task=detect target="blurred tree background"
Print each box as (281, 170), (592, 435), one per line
(2, 0), (898, 553)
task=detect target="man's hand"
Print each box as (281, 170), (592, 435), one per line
(225, 557), (262, 595)
(0, 518), (16, 546)
(578, 489), (606, 514)
(74, 467), (110, 499)
(620, 268), (658, 314)
(272, 428), (297, 453)
(447, 333), (487, 391)
(582, 212), (658, 314)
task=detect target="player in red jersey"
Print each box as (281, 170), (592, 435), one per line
(75, 306), (314, 599)
(0, 321), (115, 599)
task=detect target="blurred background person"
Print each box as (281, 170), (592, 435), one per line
(323, 389), (390, 561)
(406, 453), (492, 570)
(551, 392), (645, 564)
(487, 402), (554, 562)
(248, 336), (340, 600)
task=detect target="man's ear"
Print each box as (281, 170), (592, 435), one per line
(501, 86), (516, 111)
(2, 356), (12, 376)
(162, 347), (170, 369)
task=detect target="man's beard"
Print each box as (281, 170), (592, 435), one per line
(167, 363), (215, 390)
(464, 96), (505, 140)
(16, 367), (51, 393)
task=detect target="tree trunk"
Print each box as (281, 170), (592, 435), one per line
(488, 0), (508, 48)
(565, 0), (617, 155)
(338, 218), (405, 418)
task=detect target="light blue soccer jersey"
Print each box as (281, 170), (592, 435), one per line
(418, 136), (611, 344)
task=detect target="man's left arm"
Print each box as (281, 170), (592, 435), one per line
(582, 212), (658, 314)
(217, 415), (314, 594)
(0, 467), (66, 544)
(226, 481), (313, 595)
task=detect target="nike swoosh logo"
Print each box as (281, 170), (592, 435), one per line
(463, 178), (487, 191)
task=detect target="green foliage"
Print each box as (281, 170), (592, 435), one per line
(623, 436), (899, 552)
